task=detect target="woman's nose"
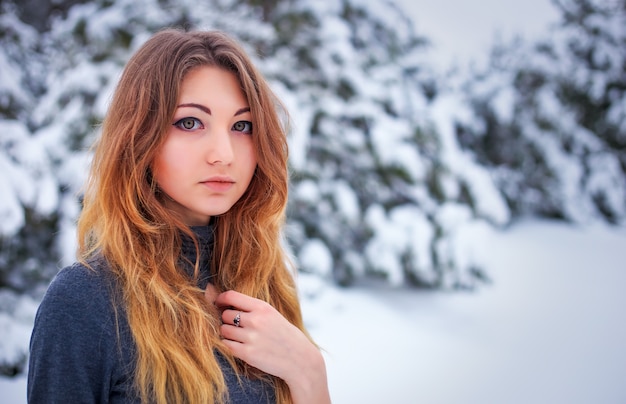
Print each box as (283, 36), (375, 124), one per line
(206, 129), (234, 165)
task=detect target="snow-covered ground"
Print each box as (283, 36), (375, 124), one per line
(2, 219), (625, 403)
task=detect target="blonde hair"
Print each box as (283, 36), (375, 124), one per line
(77, 28), (304, 403)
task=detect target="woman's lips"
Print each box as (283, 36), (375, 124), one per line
(201, 176), (235, 192)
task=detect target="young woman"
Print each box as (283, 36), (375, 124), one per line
(27, 29), (330, 404)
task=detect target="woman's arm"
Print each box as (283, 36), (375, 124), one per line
(212, 289), (331, 404)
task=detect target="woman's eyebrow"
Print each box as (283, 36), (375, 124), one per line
(176, 104), (250, 117)
(234, 107), (250, 117)
(177, 103), (211, 115)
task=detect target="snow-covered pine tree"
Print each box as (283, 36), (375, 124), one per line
(456, 0), (626, 224)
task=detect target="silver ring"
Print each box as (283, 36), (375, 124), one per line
(233, 312), (241, 327)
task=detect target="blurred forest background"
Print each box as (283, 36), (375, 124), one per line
(0, 0), (624, 377)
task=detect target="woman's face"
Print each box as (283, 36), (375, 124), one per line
(152, 65), (257, 226)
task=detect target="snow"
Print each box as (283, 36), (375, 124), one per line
(0, 153), (24, 235)
(0, 290), (38, 375)
(430, 95), (511, 226)
(299, 238), (334, 276)
(330, 180), (360, 222)
(3, 219), (626, 403)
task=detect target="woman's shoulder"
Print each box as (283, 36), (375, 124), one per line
(53, 257), (111, 282)
(37, 257), (120, 328)
(47, 258), (115, 300)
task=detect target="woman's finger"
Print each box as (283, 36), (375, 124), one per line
(221, 335), (248, 358)
(221, 309), (245, 328)
(214, 290), (257, 311)
(220, 322), (249, 344)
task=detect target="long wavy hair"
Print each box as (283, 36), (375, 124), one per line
(77, 28), (305, 404)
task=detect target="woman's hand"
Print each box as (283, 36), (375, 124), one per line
(210, 289), (331, 404)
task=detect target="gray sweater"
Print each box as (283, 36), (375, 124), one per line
(28, 225), (276, 403)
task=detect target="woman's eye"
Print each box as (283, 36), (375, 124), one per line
(174, 117), (202, 131)
(232, 120), (253, 134)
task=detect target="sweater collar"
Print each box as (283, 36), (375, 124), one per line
(180, 224), (215, 288)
